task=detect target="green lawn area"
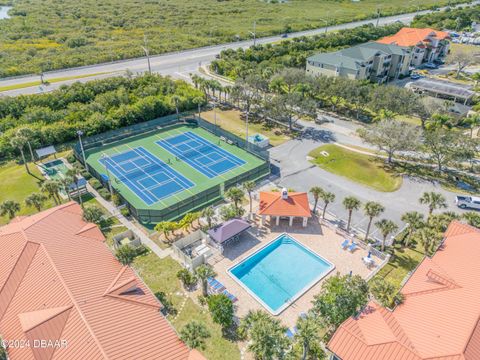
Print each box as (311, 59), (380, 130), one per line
(202, 109), (291, 146)
(133, 253), (241, 360)
(0, 160), (56, 225)
(308, 144), (403, 192)
(373, 245), (425, 291)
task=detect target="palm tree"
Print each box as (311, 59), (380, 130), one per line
(59, 177), (72, 201)
(320, 191), (335, 219)
(0, 200), (21, 220)
(463, 211), (480, 228)
(414, 227), (440, 255)
(171, 95), (182, 121)
(400, 211), (425, 247)
(309, 186), (323, 215)
(419, 192), (447, 215)
(180, 321), (210, 350)
(343, 196), (361, 232)
(180, 213), (194, 233)
(16, 127), (36, 162)
(202, 206), (215, 229)
(363, 201), (385, 241)
(243, 181), (255, 215)
(225, 187), (244, 211)
(66, 164), (84, 207)
(41, 180), (61, 205)
(375, 219), (399, 251)
(196, 264), (217, 297)
(295, 314), (323, 360)
(192, 96), (204, 119)
(10, 135), (30, 174)
(25, 193), (47, 211)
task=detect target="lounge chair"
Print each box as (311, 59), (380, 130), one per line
(285, 328), (295, 339)
(341, 239), (350, 249)
(222, 289), (238, 303)
(348, 242), (358, 252)
(207, 278), (225, 293)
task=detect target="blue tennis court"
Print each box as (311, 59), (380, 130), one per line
(99, 147), (194, 206)
(156, 131), (246, 178)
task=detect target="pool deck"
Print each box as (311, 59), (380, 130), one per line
(210, 207), (382, 327)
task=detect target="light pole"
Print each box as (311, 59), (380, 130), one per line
(319, 19), (328, 34)
(245, 110), (249, 150)
(375, 7), (381, 27)
(249, 20), (257, 46)
(213, 97), (218, 134)
(101, 154), (113, 195)
(142, 34), (152, 75)
(76, 130), (87, 167)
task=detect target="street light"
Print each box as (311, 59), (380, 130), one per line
(319, 18), (328, 34)
(249, 20), (257, 46)
(76, 130), (87, 167)
(142, 34), (152, 75)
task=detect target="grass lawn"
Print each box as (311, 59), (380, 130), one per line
(202, 109), (291, 146)
(133, 253), (241, 360)
(373, 244), (425, 291)
(0, 160), (56, 225)
(308, 144), (403, 192)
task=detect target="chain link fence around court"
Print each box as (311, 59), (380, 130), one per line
(74, 113), (271, 226)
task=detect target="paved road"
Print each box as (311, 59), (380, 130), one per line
(269, 120), (469, 241)
(1, 1), (478, 97)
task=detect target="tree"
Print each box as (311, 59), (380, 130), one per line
(243, 181), (255, 215)
(220, 204), (244, 221)
(423, 128), (461, 171)
(363, 201), (385, 241)
(0, 200), (21, 220)
(192, 96), (204, 119)
(310, 186), (323, 215)
(358, 120), (420, 163)
(115, 244), (137, 265)
(82, 205), (104, 225)
(266, 92), (316, 132)
(461, 114), (480, 138)
(369, 277), (403, 308)
(154, 221), (178, 241)
(66, 164), (84, 208)
(180, 321), (210, 350)
(16, 127), (36, 162)
(419, 192), (447, 215)
(343, 196), (361, 232)
(196, 264), (216, 297)
(414, 226), (441, 255)
(239, 310), (290, 360)
(375, 219), (398, 251)
(447, 49), (479, 78)
(414, 96), (440, 129)
(312, 274), (369, 331)
(41, 180), (61, 205)
(463, 212), (480, 228)
(179, 213), (194, 233)
(320, 191), (335, 219)
(400, 211), (425, 247)
(224, 187), (244, 211)
(207, 294), (234, 330)
(10, 135), (30, 174)
(177, 269), (197, 290)
(171, 95), (182, 121)
(201, 206), (215, 229)
(25, 192), (47, 211)
(294, 314), (325, 360)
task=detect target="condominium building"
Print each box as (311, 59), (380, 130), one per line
(306, 41), (411, 83)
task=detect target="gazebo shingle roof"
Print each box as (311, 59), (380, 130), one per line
(208, 218), (251, 244)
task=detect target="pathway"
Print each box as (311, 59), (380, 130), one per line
(86, 183), (172, 259)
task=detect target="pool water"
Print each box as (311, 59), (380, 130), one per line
(229, 234), (334, 314)
(42, 159), (69, 180)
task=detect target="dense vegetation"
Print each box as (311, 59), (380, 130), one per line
(0, 0), (469, 77)
(0, 74), (204, 158)
(211, 23), (404, 79)
(411, 4), (480, 31)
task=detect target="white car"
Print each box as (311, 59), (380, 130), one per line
(455, 196), (480, 210)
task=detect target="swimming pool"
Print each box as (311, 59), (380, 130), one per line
(228, 233), (334, 315)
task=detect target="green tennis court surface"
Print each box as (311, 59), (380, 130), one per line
(85, 124), (268, 223)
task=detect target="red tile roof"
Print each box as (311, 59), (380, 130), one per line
(328, 221), (480, 360)
(377, 27), (450, 47)
(258, 191), (311, 218)
(0, 202), (202, 360)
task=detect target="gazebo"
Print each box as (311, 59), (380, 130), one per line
(208, 218), (251, 253)
(35, 145), (57, 161)
(258, 188), (311, 227)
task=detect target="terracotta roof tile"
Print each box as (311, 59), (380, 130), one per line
(328, 220), (480, 360)
(258, 191), (311, 217)
(0, 202), (201, 360)
(378, 27), (450, 47)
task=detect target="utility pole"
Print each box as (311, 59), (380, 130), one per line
(76, 130), (87, 168)
(142, 34), (152, 75)
(376, 7), (380, 27)
(249, 20), (257, 46)
(245, 110), (249, 150)
(101, 154), (113, 195)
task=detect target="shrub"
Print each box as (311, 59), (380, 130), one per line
(115, 244), (137, 265)
(66, 153), (77, 164)
(112, 193), (123, 206)
(82, 205), (104, 225)
(81, 170), (92, 180)
(177, 269), (197, 290)
(98, 188), (111, 201)
(120, 207), (130, 217)
(180, 321), (210, 350)
(207, 293), (234, 330)
(89, 178), (102, 190)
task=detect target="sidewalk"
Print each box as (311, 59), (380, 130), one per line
(86, 184), (172, 259)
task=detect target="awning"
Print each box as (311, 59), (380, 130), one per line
(35, 145), (56, 158)
(208, 219), (251, 245)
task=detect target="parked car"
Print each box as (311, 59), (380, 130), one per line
(424, 63), (438, 69)
(410, 73), (421, 80)
(455, 195), (480, 210)
(281, 33), (288, 38)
